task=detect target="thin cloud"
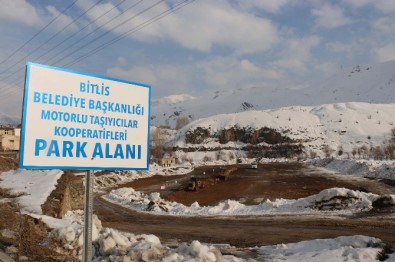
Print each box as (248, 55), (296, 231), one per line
(344, 0), (395, 13)
(312, 3), (351, 29)
(375, 43), (395, 62)
(81, 0), (280, 56)
(236, 0), (290, 14)
(0, 0), (42, 26)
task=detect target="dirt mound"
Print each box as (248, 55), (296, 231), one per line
(0, 202), (78, 261)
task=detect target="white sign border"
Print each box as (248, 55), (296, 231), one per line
(19, 62), (151, 171)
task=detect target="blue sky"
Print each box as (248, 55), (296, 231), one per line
(1, 0), (395, 118)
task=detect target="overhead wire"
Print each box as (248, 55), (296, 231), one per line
(0, 0), (145, 88)
(45, 0), (145, 66)
(51, 0), (162, 66)
(0, 0), (106, 78)
(33, 0), (129, 65)
(0, 0), (162, 92)
(0, 0), (79, 67)
(0, 0), (196, 98)
(65, 0), (195, 68)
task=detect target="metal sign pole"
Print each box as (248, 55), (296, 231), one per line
(83, 170), (93, 261)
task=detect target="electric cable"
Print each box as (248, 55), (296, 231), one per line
(0, 0), (196, 98)
(46, 0), (145, 66)
(0, 0), (105, 77)
(65, 0), (195, 68)
(51, 0), (163, 66)
(0, 0), (79, 67)
(0, 0), (144, 85)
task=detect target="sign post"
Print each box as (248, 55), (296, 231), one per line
(83, 170), (93, 261)
(20, 62), (151, 261)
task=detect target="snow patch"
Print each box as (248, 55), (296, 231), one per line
(258, 235), (387, 262)
(103, 187), (388, 216)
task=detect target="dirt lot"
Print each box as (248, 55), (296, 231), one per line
(95, 162), (395, 249)
(123, 162), (395, 206)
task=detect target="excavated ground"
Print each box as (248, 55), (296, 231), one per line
(123, 162), (394, 206)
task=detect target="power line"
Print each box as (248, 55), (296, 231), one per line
(0, 0), (196, 98)
(0, 0), (143, 84)
(51, 0), (161, 66)
(0, 0), (149, 93)
(0, 0), (105, 78)
(32, 0), (129, 65)
(45, 0), (145, 66)
(65, 0), (196, 68)
(0, 0), (79, 67)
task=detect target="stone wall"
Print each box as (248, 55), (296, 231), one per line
(41, 171), (84, 218)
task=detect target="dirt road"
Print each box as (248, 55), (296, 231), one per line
(94, 163), (395, 248)
(95, 196), (395, 247)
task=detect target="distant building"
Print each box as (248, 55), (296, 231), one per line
(0, 127), (20, 151)
(159, 156), (176, 167)
(151, 155), (177, 167)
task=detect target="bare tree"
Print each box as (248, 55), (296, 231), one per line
(383, 143), (395, 160)
(151, 127), (166, 159)
(359, 145), (369, 159)
(322, 145), (333, 158)
(373, 146), (384, 160)
(175, 116), (190, 130)
(309, 150), (318, 159)
(351, 148), (357, 159)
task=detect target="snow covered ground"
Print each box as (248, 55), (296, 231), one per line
(310, 158), (395, 180)
(1, 163), (394, 261)
(258, 235), (390, 262)
(0, 169), (63, 213)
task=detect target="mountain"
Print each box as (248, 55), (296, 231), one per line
(152, 60), (395, 128)
(300, 62), (395, 105)
(168, 102), (395, 158)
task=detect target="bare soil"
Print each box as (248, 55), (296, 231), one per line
(0, 155), (18, 172)
(124, 162), (394, 206)
(0, 201), (78, 261)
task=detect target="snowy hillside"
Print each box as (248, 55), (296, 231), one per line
(152, 60), (395, 128)
(168, 102), (395, 158)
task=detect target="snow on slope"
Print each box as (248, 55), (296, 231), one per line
(305, 62), (395, 105)
(152, 60), (395, 128)
(169, 102), (395, 155)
